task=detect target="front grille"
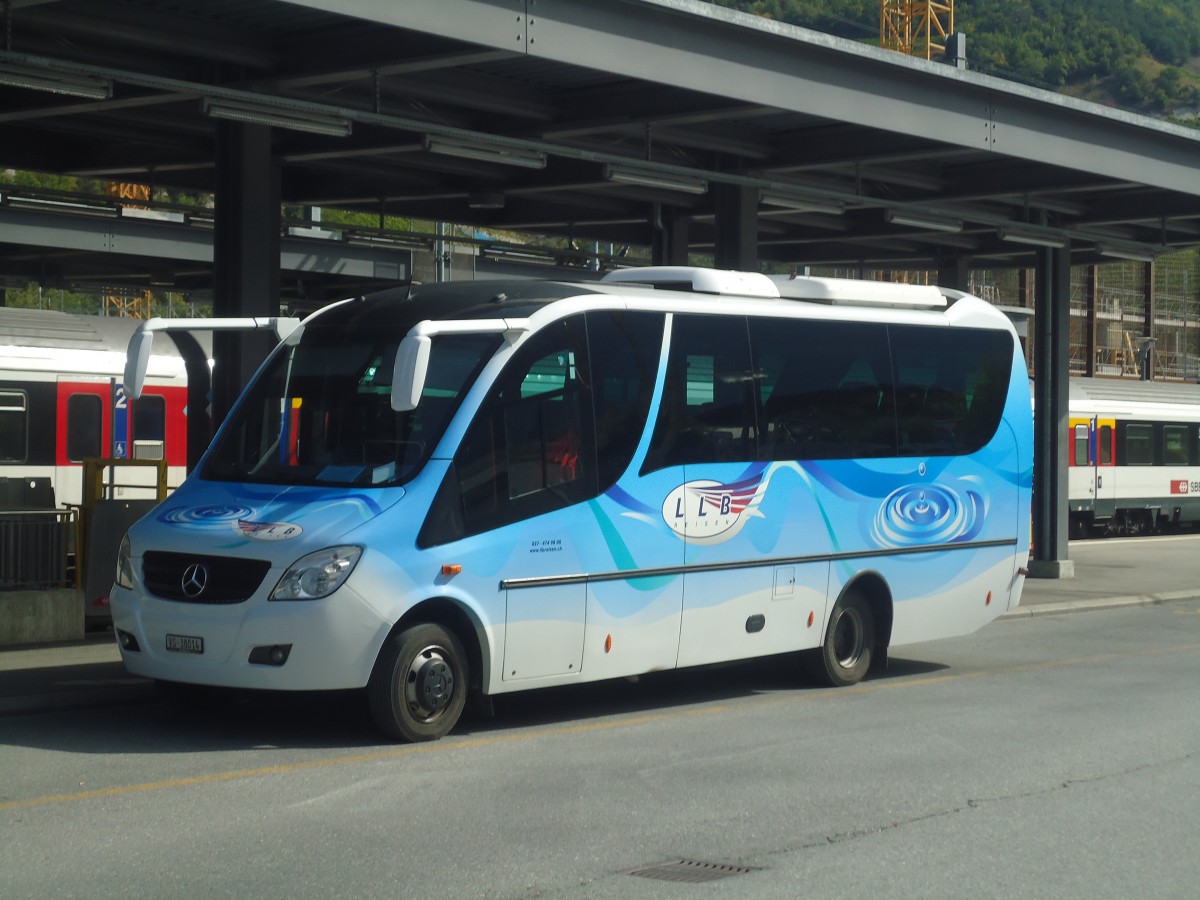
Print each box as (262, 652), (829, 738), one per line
(142, 551), (272, 604)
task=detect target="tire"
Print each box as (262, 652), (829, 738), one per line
(368, 623), (468, 742)
(804, 591), (875, 687)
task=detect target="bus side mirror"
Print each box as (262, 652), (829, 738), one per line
(124, 328), (155, 399)
(391, 334), (431, 412)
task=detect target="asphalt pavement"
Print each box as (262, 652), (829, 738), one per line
(2, 535), (1197, 718)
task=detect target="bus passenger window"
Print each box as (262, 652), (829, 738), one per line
(587, 311), (664, 490)
(890, 325), (1011, 456)
(643, 315), (757, 472)
(0, 391), (28, 463)
(750, 318), (892, 461)
(67, 393), (103, 462)
(505, 351), (583, 497)
(452, 317), (597, 537)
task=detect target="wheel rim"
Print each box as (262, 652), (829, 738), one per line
(832, 607), (865, 669)
(404, 644), (456, 722)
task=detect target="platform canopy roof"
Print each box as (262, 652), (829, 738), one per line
(2, 0), (1199, 292)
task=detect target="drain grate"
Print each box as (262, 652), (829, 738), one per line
(626, 859), (757, 883)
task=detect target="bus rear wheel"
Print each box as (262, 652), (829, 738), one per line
(805, 591), (875, 687)
(368, 623), (468, 742)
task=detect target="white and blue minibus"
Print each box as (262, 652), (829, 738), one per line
(111, 266), (1033, 741)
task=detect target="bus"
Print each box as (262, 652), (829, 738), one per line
(110, 266), (1033, 741)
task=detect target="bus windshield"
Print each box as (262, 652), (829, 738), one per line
(203, 326), (501, 487)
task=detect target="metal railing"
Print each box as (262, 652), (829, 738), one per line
(0, 509), (76, 591)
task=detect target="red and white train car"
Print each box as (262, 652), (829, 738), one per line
(1068, 376), (1200, 535)
(0, 307), (192, 509)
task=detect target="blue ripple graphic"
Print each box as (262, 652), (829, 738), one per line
(871, 483), (983, 547)
(159, 504), (254, 526)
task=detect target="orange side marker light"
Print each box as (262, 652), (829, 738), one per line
(604, 634), (613, 654)
(441, 564), (462, 576)
(807, 611), (815, 628)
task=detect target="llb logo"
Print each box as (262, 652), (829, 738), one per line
(662, 474), (767, 545)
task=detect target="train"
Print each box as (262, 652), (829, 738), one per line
(0, 307), (196, 510)
(1067, 376), (1200, 536)
(3, 307), (1200, 539)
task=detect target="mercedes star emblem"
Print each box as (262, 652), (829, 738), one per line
(181, 563), (209, 598)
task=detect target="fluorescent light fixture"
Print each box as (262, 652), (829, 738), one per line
(998, 226), (1068, 249)
(760, 189), (844, 215)
(468, 192), (506, 210)
(1096, 243), (1156, 263)
(202, 98), (352, 137)
(603, 163), (708, 195)
(0, 62), (112, 100)
(885, 208), (963, 233)
(423, 136), (546, 169)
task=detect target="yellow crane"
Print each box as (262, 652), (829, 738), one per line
(880, 0), (955, 61)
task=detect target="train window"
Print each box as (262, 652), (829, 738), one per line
(132, 395), (166, 442)
(66, 394), (103, 462)
(131, 394), (166, 461)
(1072, 424), (1089, 466)
(1124, 424), (1153, 466)
(1098, 425), (1114, 465)
(1163, 425), (1188, 465)
(0, 390), (28, 462)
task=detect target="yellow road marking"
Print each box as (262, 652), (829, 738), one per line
(3, 640), (1198, 814)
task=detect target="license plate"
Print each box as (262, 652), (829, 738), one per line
(165, 633), (204, 654)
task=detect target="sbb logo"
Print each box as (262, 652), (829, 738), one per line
(1170, 479), (1189, 495)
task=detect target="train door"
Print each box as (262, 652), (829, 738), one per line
(1068, 416), (1096, 529)
(54, 379), (112, 507)
(1093, 417), (1117, 522)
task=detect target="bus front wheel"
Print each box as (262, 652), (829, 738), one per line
(368, 623), (468, 742)
(805, 591), (875, 687)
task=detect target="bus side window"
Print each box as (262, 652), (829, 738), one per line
(890, 325), (1011, 456)
(586, 311), (664, 490)
(751, 318), (892, 461)
(450, 316), (597, 538)
(642, 315), (756, 472)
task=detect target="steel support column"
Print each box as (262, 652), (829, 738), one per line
(712, 184), (758, 271)
(936, 256), (970, 292)
(1085, 265), (1098, 377)
(1030, 245), (1074, 577)
(212, 122), (281, 432)
(651, 209), (691, 266)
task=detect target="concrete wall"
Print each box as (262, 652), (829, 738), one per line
(0, 589), (84, 646)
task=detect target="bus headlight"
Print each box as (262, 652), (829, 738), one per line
(271, 546), (363, 601)
(115, 534), (134, 589)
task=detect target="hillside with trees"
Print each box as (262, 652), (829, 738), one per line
(713, 0), (1200, 122)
